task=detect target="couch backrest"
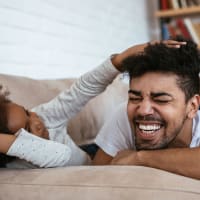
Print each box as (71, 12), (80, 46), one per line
(0, 73), (128, 145)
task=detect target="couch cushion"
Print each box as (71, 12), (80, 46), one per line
(0, 166), (200, 200)
(0, 73), (75, 108)
(0, 73), (128, 144)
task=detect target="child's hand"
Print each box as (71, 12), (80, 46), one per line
(112, 40), (187, 72)
(151, 39), (186, 48)
(111, 42), (148, 71)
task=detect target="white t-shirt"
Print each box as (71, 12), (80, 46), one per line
(95, 102), (200, 157)
(6, 57), (119, 168)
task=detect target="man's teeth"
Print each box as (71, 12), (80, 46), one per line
(139, 124), (161, 133)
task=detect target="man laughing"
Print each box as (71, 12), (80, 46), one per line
(93, 38), (200, 179)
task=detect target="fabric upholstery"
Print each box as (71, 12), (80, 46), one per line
(1, 166), (200, 200)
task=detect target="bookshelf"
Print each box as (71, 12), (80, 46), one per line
(155, 6), (200, 18)
(155, 1), (200, 46)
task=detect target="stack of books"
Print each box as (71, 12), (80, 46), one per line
(159, 0), (200, 46)
(160, 0), (200, 10)
(161, 18), (200, 45)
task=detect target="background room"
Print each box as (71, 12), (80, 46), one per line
(0, 0), (158, 79)
(0, 0), (199, 79)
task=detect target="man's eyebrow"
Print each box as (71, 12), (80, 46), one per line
(128, 90), (141, 96)
(151, 92), (173, 98)
(128, 90), (173, 98)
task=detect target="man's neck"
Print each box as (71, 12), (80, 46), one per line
(168, 118), (193, 148)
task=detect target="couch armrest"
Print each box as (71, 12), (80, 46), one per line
(0, 166), (200, 199)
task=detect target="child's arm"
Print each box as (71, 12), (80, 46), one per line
(32, 42), (149, 127)
(0, 133), (16, 154)
(32, 57), (120, 127)
(1, 129), (90, 167)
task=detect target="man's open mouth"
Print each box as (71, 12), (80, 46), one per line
(139, 124), (162, 134)
(135, 122), (164, 140)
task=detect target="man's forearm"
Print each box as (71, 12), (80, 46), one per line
(137, 147), (200, 179)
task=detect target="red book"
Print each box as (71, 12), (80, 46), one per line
(176, 19), (191, 39)
(167, 23), (177, 38)
(160, 0), (169, 9)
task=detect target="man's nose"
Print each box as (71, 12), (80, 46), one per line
(137, 99), (154, 115)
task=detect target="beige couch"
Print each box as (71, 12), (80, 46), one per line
(0, 73), (200, 200)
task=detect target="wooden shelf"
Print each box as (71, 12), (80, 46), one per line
(155, 6), (200, 18)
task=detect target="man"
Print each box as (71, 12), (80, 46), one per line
(93, 38), (200, 179)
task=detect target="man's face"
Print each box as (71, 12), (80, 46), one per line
(6, 103), (49, 139)
(127, 72), (193, 150)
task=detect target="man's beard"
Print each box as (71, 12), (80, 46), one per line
(135, 134), (173, 150)
(132, 115), (187, 151)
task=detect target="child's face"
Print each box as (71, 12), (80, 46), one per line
(6, 103), (49, 139)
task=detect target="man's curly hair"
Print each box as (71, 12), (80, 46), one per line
(122, 37), (200, 102)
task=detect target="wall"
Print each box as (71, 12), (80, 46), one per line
(0, 0), (158, 79)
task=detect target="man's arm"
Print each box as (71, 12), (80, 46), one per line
(92, 149), (113, 165)
(93, 102), (134, 164)
(111, 147), (200, 179)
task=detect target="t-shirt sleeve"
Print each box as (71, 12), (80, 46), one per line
(95, 102), (134, 157)
(6, 129), (91, 168)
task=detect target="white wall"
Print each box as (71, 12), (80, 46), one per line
(0, 0), (158, 79)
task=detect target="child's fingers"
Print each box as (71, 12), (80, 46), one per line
(162, 40), (187, 48)
(150, 40), (187, 47)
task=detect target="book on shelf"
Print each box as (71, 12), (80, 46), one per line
(186, 0), (200, 7)
(167, 20), (182, 37)
(176, 18), (191, 38)
(169, 0), (180, 9)
(167, 21), (178, 37)
(158, 0), (200, 46)
(160, 0), (170, 9)
(161, 22), (171, 39)
(191, 22), (200, 43)
(159, 0), (200, 10)
(184, 18), (200, 45)
(160, 18), (200, 45)
(180, 0), (188, 7)
(161, 20), (184, 39)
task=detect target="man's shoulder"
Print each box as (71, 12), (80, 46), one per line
(116, 101), (128, 113)
(190, 110), (200, 147)
(194, 110), (200, 124)
(112, 101), (128, 122)
(110, 101), (131, 134)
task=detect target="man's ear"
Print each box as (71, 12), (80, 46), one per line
(188, 94), (200, 119)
